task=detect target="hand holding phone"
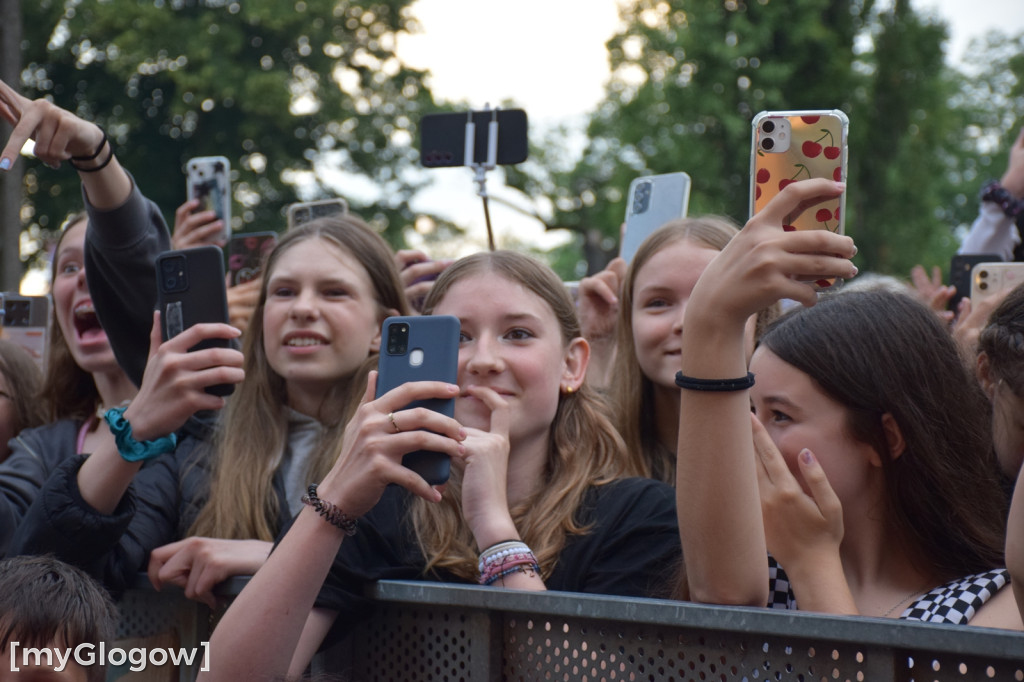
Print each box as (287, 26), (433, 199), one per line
(375, 315), (460, 484)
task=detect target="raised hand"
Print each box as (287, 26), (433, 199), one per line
(124, 311), (245, 441)
(314, 372), (464, 519)
(173, 199), (227, 249)
(0, 78), (104, 170)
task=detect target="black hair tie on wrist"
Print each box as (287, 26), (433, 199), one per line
(70, 131), (108, 162)
(675, 371), (755, 392)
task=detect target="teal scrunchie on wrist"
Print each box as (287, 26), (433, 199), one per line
(103, 406), (178, 462)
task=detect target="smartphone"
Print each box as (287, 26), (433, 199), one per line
(0, 293), (51, 373)
(286, 198), (349, 232)
(951, 253), (1002, 310)
(227, 231), (279, 286)
(419, 109), (528, 168)
(185, 156), (231, 243)
(375, 315), (460, 485)
(970, 262), (1024, 303)
(751, 109), (848, 233)
(155, 246), (234, 396)
(621, 172), (692, 263)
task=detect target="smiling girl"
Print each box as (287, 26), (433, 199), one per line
(200, 251), (681, 681)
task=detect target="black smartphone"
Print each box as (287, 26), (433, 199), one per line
(155, 246), (234, 396)
(375, 315), (460, 485)
(419, 109), (528, 168)
(950, 253), (1002, 310)
(227, 231), (279, 286)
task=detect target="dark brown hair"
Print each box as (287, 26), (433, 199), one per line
(760, 289), (1006, 578)
(0, 555), (117, 682)
(978, 282), (1024, 396)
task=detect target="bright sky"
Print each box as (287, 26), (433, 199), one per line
(395, 0), (1024, 255)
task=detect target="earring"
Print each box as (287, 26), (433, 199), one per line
(563, 385), (574, 394)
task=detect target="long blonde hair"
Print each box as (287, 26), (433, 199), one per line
(413, 251), (628, 581)
(189, 216), (410, 541)
(611, 216), (780, 482)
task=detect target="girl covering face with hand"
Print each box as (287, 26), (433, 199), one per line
(676, 178), (1021, 629)
(200, 251), (681, 682)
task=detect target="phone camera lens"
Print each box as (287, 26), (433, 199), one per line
(761, 120), (776, 134)
(165, 277), (178, 289)
(979, 270), (989, 278)
(979, 281), (989, 290)
(762, 138), (775, 151)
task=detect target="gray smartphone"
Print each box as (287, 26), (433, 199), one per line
(155, 246), (234, 396)
(0, 293), (51, 373)
(186, 156), (232, 243)
(621, 172), (691, 263)
(375, 315), (460, 485)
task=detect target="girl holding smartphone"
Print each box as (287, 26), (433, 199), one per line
(200, 251), (681, 680)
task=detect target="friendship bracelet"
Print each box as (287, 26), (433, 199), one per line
(482, 561), (540, 586)
(69, 140), (114, 173)
(675, 371), (755, 392)
(478, 541), (531, 575)
(479, 551), (540, 585)
(980, 180), (1024, 221)
(301, 483), (358, 536)
(70, 130), (108, 162)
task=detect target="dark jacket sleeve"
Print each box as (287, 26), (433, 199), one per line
(83, 174), (171, 388)
(0, 420), (79, 556)
(6, 436), (208, 594)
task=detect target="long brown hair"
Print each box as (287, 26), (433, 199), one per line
(413, 251), (628, 581)
(610, 216), (780, 482)
(39, 214), (99, 423)
(762, 290), (1006, 578)
(0, 340), (46, 442)
(189, 216), (409, 541)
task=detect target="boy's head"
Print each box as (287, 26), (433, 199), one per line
(0, 556), (117, 682)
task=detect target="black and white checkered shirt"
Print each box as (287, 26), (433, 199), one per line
(767, 556), (1009, 624)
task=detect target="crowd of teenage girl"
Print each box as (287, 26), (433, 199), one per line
(1, 75), (1024, 678)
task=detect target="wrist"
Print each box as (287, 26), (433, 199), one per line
(472, 519), (520, 552)
(104, 406), (177, 463)
(981, 180), (1024, 220)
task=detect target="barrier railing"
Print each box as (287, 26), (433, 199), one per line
(114, 578), (1024, 681)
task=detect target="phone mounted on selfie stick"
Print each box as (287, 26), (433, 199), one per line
(419, 107), (529, 251)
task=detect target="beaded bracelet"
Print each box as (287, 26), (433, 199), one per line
(477, 540), (530, 575)
(301, 484), (358, 536)
(675, 371), (755, 392)
(482, 560), (540, 586)
(980, 181), (1024, 221)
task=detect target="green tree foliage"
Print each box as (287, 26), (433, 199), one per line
(510, 0), (1022, 278)
(16, 0), (446, 270)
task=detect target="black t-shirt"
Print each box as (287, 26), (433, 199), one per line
(312, 476), (681, 643)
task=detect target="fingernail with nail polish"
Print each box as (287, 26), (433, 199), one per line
(0, 158), (11, 171)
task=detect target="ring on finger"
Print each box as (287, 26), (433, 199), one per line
(388, 411), (402, 433)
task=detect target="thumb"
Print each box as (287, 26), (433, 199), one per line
(148, 310), (163, 361)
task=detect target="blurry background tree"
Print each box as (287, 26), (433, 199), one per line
(505, 0), (1024, 279)
(4, 0), (454, 284)
(3, 0), (1023, 286)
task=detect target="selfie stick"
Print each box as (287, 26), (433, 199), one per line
(463, 107), (499, 251)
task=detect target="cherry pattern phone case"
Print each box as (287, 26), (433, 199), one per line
(751, 110), (848, 234)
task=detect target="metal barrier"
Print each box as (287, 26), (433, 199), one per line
(115, 579), (1024, 681)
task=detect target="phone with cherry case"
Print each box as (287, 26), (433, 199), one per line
(750, 110), (848, 232)
(751, 109), (848, 289)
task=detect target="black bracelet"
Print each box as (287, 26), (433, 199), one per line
(675, 371), (755, 392)
(980, 180), (1024, 220)
(301, 483), (358, 536)
(68, 138), (114, 173)
(70, 130), (108, 162)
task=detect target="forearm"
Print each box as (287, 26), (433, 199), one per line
(203, 509), (342, 680)
(959, 203), (1017, 262)
(677, 318), (768, 606)
(783, 553), (858, 615)
(76, 441), (143, 516)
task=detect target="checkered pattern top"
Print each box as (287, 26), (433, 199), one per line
(766, 556), (1009, 624)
